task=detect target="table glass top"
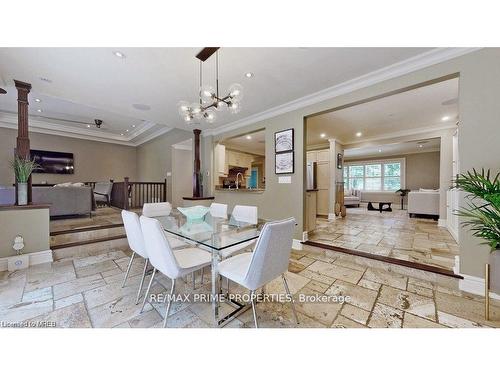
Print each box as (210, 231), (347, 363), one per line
(156, 210), (266, 251)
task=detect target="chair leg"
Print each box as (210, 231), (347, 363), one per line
(282, 274), (299, 325)
(135, 258), (149, 305)
(122, 252), (136, 288)
(140, 268), (156, 313)
(250, 290), (258, 328)
(226, 277), (230, 294)
(163, 278), (176, 328)
(201, 267), (204, 285)
(192, 271), (196, 290)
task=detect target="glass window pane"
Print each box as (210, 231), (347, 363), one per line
(384, 163), (401, 177)
(349, 165), (364, 177)
(365, 178), (381, 190)
(343, 168), (348, 178)
(366, 164), (381, 177)
(384, 177), (401, 191)
(343, 177), (349, 190)
(349, 177), (364, 190)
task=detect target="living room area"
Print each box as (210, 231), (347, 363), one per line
(305, 76), (460, 275)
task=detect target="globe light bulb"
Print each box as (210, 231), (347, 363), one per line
(229, 101), (241, 114)
(200, 85), (215, 103)
(190, 103), (203, 118)
(214, 100), (226, 111)
(228, 83), (243, 102)
(204, 109), (216, 124)
(177, 100), (190, 116)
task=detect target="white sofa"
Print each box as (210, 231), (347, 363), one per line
(344, 189), (361, 207)
(408, 190), (440, 217)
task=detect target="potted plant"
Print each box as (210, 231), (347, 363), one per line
(455, 168), (500, 294)
(10, 155), (38, 205)
(395, 188), (411, 210)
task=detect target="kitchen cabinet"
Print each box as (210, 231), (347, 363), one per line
(307, 149), (330, 215)
(214, 144), (228, 176)
(305, 190), (317, 232)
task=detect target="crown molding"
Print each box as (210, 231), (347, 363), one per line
(204, 47), (480, 137)
(132, 126), (173, 146)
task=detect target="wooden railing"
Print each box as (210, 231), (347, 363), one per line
(85, 178), (167, 209)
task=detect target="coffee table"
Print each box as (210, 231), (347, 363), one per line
(367, 201), (392, 213)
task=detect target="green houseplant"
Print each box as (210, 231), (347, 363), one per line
(455, 168), (500, 293)
(10, 155), (38, 205)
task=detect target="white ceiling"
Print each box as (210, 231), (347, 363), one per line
(307, 77), (459, 146)
(0, 47), (435, 144)
(344, 137), (441, 160)
(222, 129), (265, 156)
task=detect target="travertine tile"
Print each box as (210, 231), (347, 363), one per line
(75, 259), (119, 278)
(368, 303), (403, 328)
(363, 268), (407, 290)
(331, 315), (367, 328)
(295, 287), (343, 326)
(298, 268), (336, 285)
(307, 260), (364, 284)
(326, 280), (378, 312)
(29, 302), (92, 328)
(54, 293), (84, 310)
(378, 285), (436, 321)
(437, 311), (486, 328)
(127, 309), (162, 328)
(357, 278), (381, 292)
(403, 313), (443, 328)
(341, 303), (370, 325)
(53, 274), (106, 300)
(407, 283), (434, 298)
(305, 280), (331, 293)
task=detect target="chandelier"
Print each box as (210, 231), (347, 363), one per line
(178, 47), (243, 124)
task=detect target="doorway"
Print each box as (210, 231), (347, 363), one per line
(171, 139), (193, 208)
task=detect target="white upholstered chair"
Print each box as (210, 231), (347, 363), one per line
(232, 205), (258, 224)
(142, 202), (187, 249)
(121, 210), (151, 304)
(209, 202), (228, 219)
(139, 216), (212, 327)
(217, 217), (298, 328)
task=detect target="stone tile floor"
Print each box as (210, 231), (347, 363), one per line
(1, 244), (499, 328)
(49, 207), (134, 232)
(309, 206), (459, 271)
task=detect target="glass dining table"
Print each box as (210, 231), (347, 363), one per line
(156, 211), (266, 327)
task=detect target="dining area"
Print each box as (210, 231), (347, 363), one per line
(120, 201), (299, 328)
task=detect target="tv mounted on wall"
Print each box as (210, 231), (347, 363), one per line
(30, 149), (74, 174)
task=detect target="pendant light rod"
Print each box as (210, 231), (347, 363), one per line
(195, 47), (220, 62)
(216, 50), (219, 99)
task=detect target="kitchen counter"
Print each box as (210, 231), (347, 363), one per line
(215, 187), (265, 193)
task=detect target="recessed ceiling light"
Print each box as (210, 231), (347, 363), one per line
(378, 149), (382, 153)
(418, 144), (423, 148)
(356, 132), (362, 137)
(113, 51), (126, 59)
(34, 98), (41, 103)
(132, 125), (136, 128)
(246, 135), (252, 140)
(441, 116), (450, 121)
(36, 109), (42, 113)
(244, 72), (254, 78)
(40, 77), (52, 83)
(87, 125), (91, 128)
(120, 133), (124, 136)
(126, 129), (129, 132)
(320, 133), (326, 138)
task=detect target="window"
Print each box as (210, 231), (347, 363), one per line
(344, 159), (404, 191)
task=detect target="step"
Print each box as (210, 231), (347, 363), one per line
(50, 224), (125, 247)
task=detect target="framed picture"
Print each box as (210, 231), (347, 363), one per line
(337, 153), (343, 169)
(275, 151), (294, 174)
(275, 128), (294, 153)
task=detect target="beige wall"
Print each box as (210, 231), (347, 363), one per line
(171, 148), (193, 207)
(0, 127), (137, 185)
(136, 128), (192, 202)
(202, 48), (500, 279)
(0, 207), (50, 257)
(345, 151), (441, 191)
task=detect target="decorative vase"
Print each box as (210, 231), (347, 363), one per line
(489, 248), (500, 294)
(17, 182), (28, 205)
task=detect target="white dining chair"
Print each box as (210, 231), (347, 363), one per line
(232, 205), (258, 224)
(209, 202), (228, 219)
(217, 217), (298, 328)
(142, 202), (188, 250)
(139, 216), (212, 327)
(121, 210), (151, 305)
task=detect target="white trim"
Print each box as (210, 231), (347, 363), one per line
(132, 126), (173, 146)
(459, 273), (500, 300)
(302, 231), (309, 242)
(204, 48), (480, 137)
(328, 213), (337, 221)
(292, 239), (303, 251)
(344, 157), (406, 191)
(438, 219), (447, 227)
(0, 249), (53, 272)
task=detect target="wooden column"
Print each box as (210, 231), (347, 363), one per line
(14, 80), (32, 204)
(192, 129), (202, 197)
(123, 177), (130, 210)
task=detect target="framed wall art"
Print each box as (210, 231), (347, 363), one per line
(274, 128), (294, 153)
(275, 151), (294, 174)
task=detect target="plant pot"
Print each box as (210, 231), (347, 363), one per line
(17, 182), (28, 205)
(489, 248), (500, 294)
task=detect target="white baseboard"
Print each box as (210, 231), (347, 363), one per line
(459, 273), (500, 300)
(0, 249), (53, 272)
(438, 219), (447, 227)
(328, 213), (337, 221)
(302, 231), (309, 242)
(292, 239), (303, 251)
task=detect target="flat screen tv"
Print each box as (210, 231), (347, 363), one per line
(30, 149), (74, 174)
